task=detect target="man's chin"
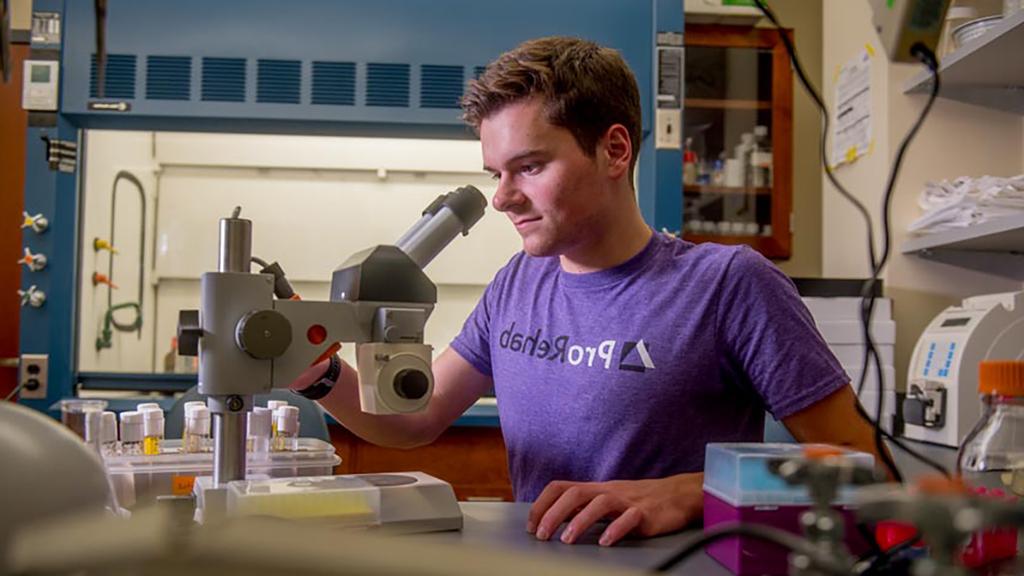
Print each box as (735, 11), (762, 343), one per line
(520, 238), (557, 258)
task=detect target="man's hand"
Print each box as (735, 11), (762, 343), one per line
(527, 473), (704, 546)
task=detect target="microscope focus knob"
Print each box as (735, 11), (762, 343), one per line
(177, 310), (202, 357)
(235, 310), (292, 359)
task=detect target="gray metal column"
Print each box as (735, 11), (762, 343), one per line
(213, 207), (253, 487)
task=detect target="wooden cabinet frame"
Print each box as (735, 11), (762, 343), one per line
(683, 24), (794, 260)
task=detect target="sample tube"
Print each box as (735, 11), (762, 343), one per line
(273, 405), (299, 452)
(183, 405), (211, 454)
(142, 408), (165, 456)
(266, 400), (289, 438)
(136, 402), (161, 412)
(247, 406), (272, 462)
(99, 411), (118, 457)
(120, 411), (144, 455)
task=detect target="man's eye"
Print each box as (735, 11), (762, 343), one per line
(521, 164), (540, 175)
(487, 172), (500, 181)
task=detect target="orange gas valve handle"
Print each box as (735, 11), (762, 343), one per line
(92, 272), (119, 289)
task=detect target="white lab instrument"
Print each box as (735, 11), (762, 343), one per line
(903, 291), (1024, 447)
(21, 60), (59, 111)
(225, 471), (462, 534)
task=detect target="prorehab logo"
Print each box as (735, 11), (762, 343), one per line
(498, 322), (655, 372)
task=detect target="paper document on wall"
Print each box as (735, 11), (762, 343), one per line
(831, 48), (872, 168)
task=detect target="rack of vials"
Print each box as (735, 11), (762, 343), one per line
(87, 400), (340, 509)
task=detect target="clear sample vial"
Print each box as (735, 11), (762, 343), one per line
(119, 411), (144, 456)
(99, 411), (118, 456)
(266, 400), (289, 437)
(273, 405), (300, 452)
(248, 406), (272, 461)
(183, 405), (211, 454)
(141, 408), (165, 456)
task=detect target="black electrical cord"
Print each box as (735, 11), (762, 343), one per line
(751, 0), (950, 481)
(94, 0), (107, 98)
(107, 171), (147, 338)
(1, 0), (11, 84)
(652, 523), (848, 574)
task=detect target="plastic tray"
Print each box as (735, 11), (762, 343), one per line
(703, 443), (874, 506)
(104, 438), (340, 508)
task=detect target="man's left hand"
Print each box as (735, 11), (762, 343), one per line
(527, 473), (704, 546)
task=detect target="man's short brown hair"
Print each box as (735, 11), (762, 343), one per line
(461, 36), (642, 180)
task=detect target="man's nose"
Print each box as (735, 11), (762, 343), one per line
(492, 177), (523, 213)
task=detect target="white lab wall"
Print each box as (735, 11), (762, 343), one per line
(80, 130), (518, 373)
(78, 131), (160, 372)
(821, 0), (1024, 391)
(821, 0), (890, 278)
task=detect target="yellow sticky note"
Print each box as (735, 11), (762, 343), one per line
(845, 147), (858, 164)
(865, 43), (876, 57)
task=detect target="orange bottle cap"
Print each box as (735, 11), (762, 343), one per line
(978, 361), (1024, 396)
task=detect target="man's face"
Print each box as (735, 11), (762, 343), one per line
(480, 97), (610, 258)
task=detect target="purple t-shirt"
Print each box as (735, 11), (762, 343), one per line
(450, 232), (849, 502)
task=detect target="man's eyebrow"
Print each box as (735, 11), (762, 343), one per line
(483, 149), (547, 173)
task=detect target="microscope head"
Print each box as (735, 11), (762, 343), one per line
(330, 185), (486, 414)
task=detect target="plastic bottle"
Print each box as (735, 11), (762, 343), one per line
(751, 125), (773, 188)
(712, 157), (725, 186)
(735, 133), (754, 190)
(248, 406), (272, 462)
(183, 405), (211, 454)
(959, 361), (1024, 494)
(273, 405), (300, 452)
(119, 411), (144, 456)
(683, 137), (698, 185)
(958, 361), (1024, 569)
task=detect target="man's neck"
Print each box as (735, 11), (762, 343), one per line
(559, 203), (653, 274)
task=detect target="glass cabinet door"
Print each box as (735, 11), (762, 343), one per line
(683, 25), (793, 259)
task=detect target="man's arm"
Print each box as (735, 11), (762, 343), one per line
(528, 384), (894, 547)
(781, 384), (898, 481)
(290, 347), (493, 449)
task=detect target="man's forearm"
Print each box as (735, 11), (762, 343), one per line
(304, 358), (441, 449)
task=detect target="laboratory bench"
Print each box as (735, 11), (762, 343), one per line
(414, 501), (726, 575)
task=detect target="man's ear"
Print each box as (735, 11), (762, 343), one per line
(602, 124), (632, 180)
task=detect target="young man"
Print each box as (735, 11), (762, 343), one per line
(294, 36), (887, 547)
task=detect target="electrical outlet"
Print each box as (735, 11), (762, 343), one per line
(18, 354), (48, 399)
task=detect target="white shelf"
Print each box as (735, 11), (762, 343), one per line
(902, 213), (1024, 253)
(903, 10), (1024, 115)
(901, 214), (1024, 279)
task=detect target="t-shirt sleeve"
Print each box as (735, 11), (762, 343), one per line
(717, 247), (850, 420)
(449, 272), (501, 378)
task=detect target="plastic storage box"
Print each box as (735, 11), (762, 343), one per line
(104, 438), (340, 508)
(703, 443), (874, 576)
